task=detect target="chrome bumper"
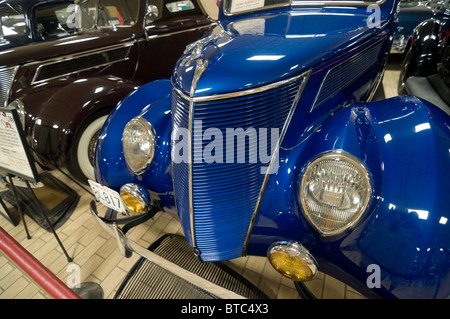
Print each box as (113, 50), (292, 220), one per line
(89, 200), (245, 299)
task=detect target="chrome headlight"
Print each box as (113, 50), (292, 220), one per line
(299, 150), (372, 237)
(8, 99), (25, 129)
(122, 117), (156, 175)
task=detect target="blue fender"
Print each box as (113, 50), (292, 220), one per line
(248, 95), (450, 298)
(94, 79), (176, 211)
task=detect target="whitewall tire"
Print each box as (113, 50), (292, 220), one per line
(67, 114), (108, 183)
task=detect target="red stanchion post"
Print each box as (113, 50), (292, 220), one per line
(0, 226), (80, 299)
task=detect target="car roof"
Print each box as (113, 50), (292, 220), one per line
(0, 0), (73, 11)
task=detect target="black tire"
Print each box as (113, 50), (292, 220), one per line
(294, 281), (317, 299)
(398, 46), (414, 95)
(67, 110), (109, 184)
(371, 82), (385, 101)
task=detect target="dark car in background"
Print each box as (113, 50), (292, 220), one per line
(392, 0), (449, 53)
(398, 18), (450, 114)
(0, 0), (75, 51)
(0, 0), (215, 183)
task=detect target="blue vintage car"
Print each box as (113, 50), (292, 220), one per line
(0, 0), (74, 51)
(91, 0), (450, 299)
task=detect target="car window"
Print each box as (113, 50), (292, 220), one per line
(165, 0), (196, 12)
(77, 0), (139, 28)
(0, 3), (27, 37)
(146, 0), (203, 23)
(34, 2), (76, 40)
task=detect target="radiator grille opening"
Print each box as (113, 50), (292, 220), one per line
(312, 41), (384, 109)
(172, 73), (307, 261)
(0, 67), (16, 107)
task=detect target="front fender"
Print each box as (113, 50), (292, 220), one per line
(94, 79), (175, 210)
(249, 95), (450, 298)
(26, 76), (138, 164)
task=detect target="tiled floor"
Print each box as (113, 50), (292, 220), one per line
(0, 56), (402, 300)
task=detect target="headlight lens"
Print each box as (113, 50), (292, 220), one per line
(122, 117), (156, 175)
(300, 150), (372, 236)
(8, 99), (26, 130)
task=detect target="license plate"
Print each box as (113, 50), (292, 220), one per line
(88, 180), (126, 213)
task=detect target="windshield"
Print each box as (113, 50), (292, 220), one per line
(0, 3), (27, 38)
(77, 0), (140, 29)
(34, 2), (76, 40)
(224, 0), (380, 15)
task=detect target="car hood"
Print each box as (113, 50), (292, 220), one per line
(0, 27), (138, 68)
(172, 6), (394, 96)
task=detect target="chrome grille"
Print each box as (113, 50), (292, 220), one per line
(172, 72), (309, 262)
(0, 67), (16, 107)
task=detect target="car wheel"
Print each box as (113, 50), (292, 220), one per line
(371, 82), (385, 101)
(67, 112), (109, 184)
(398, 46), (414, 95)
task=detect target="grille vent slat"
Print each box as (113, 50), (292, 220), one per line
(313, 41), (384, 109)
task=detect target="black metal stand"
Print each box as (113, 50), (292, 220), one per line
(0, 173), (77, 263)
(9, 175), (31, 239)
(0, 190), (19, 227)
(24, 180), (73, 262)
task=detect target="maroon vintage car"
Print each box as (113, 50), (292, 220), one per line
(0, 0), (215, 183)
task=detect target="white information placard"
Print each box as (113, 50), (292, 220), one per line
(230, 0), (265, 13)
(0, 108), (38, 182)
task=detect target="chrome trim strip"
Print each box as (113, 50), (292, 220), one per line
(310, 67), (331, 112)
(144, 23), (217, 41)
(367, 68), (385, 101)
(188, 96), (196, 252)
(3, 66), (19, 107)
(188, 59), (209, 254)
(242, 69), (311, 255)
(173, 71), (308, 102)
(24, 41), (135, 68)
(31, 44), (133, 85)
